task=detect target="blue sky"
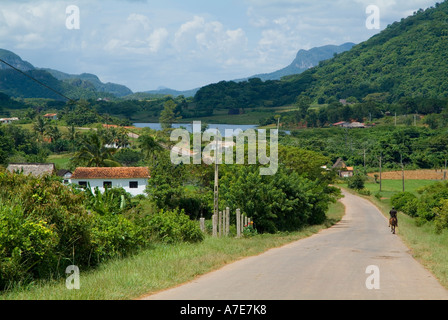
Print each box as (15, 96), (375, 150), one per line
(0, 0), (438, 93)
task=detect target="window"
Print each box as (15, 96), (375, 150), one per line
(129, 181), (138, 189)
(78, 181), (87, 188)
(103, 181), (112, 189)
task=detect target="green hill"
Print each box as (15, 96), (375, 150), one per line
(193, 2), (448, 114)
(288, 2), (448, 103)
(0, 49), (128, 100)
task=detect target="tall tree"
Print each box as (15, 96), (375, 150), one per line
(159, 100), (177, 130)
(71, 130), (121, 167)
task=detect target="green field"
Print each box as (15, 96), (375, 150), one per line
(365, 179), (438, 204)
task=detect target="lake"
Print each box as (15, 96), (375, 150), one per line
(134, 123), (258, 137)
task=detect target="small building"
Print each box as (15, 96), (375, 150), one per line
(43, 113), (58, 121)
(332, 121), (365, 129)
(332, 158), (354, 178)
(70, 167), (150, 197)
(0, 117), (19, 124)
(345, 122), (365, 129)
(57, 169), (73, 184)
(7, 163), (55, 176)
(332, 121), (350, 127)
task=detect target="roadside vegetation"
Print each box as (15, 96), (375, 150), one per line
(0, 201), (344, 300)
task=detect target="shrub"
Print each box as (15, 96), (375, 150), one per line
(147, 209), (204, 244)
(90, 214), (148, 263)
(347, 174), (366, 190)
(0, 203), (59, 288)
(434, 199), (448, 233)
(0, 172), (151, 289)
(391, 192), (417, 212)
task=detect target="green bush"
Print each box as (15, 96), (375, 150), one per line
(0, 171), (152, 289)
(347, 174), (366, 190)
(0, 203), (59, 287)
(147, 209), (204, 244)
(90, 214), (148, 263)
(434, 199), (448, 233)
(391, 192), (417, 212)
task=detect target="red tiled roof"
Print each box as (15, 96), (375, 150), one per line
(71, 167), (150, 179)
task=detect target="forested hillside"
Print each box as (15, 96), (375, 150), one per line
(291, 2), (448, 103)
(192, 2), (448, 122)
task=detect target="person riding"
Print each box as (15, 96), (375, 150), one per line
(389, 207), (398, 227)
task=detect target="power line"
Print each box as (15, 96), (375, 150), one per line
(0, 58), (75, 103)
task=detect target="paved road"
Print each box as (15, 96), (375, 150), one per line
(143, 189), (448, 300)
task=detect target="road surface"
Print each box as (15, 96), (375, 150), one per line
(142, 189), (448, 300)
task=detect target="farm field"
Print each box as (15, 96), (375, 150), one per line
(368, 169), (448, 181)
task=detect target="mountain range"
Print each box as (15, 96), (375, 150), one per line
(0, 42), (355, 100)
(235, 42), (355, 82)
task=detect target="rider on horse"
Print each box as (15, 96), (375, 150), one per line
(389, 207), (398, 227)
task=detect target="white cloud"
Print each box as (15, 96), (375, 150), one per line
(0, 0), (442, 92)
(173, 15), (248, 63)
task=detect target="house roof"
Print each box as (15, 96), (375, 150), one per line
(332, 158), (347, 169)
(44, 113), (57, 117)
(7, 163), (55, 176)
(57, 169), (72, 177)
(71, 167), (150, 180)
(333, 121), (348, 126)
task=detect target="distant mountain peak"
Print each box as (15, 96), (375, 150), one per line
(0, 49), (35, 72)
(235, 42), (356, 82)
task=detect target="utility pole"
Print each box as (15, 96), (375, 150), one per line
(213, 139), (220, 220)
(395, 112), (397, 126)
(363, 148), (366, 168)
(401, 153), (405, 192)
(379, 152), (383, 192)
(445, 157), (447, 180)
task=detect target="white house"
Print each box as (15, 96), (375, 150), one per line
(0, 117), (19, 124)
(70, 167), (150, 197)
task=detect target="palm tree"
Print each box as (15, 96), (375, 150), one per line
(72, 130), (121, 167)
(138, 133), (163, 163)
(33, 116), (47, 140)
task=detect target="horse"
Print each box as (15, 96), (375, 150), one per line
(389, 217), (397, 234)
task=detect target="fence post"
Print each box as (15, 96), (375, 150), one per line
(236, 209), (241, 238)
(218, 211), (222, 237)
(226, 207), (230, 236)
(212, 214), (217, 237)
(200, 217), (205, 233)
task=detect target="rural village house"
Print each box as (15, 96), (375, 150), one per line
(70, 167), (150, 196)
(57, 169), (73, 184)
(332, 158), (354, 178)
(43, 113), (58, 121)
(0, 117), (19, 124)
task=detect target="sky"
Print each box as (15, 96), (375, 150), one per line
(0, 0), (439, 93)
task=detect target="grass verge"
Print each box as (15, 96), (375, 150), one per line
(0, 201), (345, 300)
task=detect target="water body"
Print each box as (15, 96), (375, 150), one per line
(134, 123), (258, 137)
(134, 123), (290, 136)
